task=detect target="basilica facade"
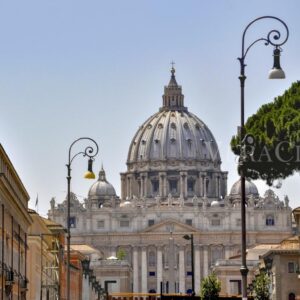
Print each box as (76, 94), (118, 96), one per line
(48, 68), (292, 295)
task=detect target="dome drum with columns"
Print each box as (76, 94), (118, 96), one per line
(121, 67), (227, 204)
(48, 68), (293, 295)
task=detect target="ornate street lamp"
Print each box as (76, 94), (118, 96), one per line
(183, 234), (194, 295)
(93, 280), (99, 292)
(96, 284), (102, 300)
(66, 137), (99, 300)
(88, 269), (94, 281)
(264, 256), (273, 275)
(89, 274), (96, 286)
(237, 16), (288, 300)
(81, 258), (90, 278)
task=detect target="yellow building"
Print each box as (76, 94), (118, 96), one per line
(213, 208), (300, 299)
(27, 210), (66, 300)
(0, 144), (32, 299)
(259, 207), (300, 300)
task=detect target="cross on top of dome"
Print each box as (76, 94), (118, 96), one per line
(168, 61), (178, 87)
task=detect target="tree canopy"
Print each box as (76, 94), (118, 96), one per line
(200, 273), (221, 300)
(231, 81), (300, 185)
(116, 248), (126, 260)
(253, 271), (271, 300)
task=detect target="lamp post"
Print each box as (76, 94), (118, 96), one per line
(96, 284), (103, 300)
(81, 258), (90, 278)
(183, 234), (194, 295)
(81, 258), (91, 300)
(264, 256), (273, 274)
(66, 137), (99, 300)
(264, 256), (273, 298)
(238, 16), (288, 300)
(89, 274), (96, 287)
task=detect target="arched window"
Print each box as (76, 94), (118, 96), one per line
(289, 293), (296, 300)
(169, 179), (178, 194)
(187, 179), (195, 194)
(211, 247), (223, 265)
(148, 250), (156, 267)
(69, 217), (76, 228)
(266, 215), (275, 226)
(152, 180), (159, 195)
(163, 251), (168, 267)
(186, 250), (192, 266)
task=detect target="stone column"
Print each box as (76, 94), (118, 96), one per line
(129, 175), (132, 198)
(163, 174), (167, 197)
(156, 246), (163, 293)
(223, 173), (228, 198)
(126, 176), (130, 199)
(197, 172), (202, 197)
(178, 246), (185, 293)
(133, 247), (139, 292)
(141, 247), (148, 292)
(140, 176), (144, 198)
(218, 176), (222, 199)
(216, 175), (220, 198)
(194, 246), (201, 294)
(132, 176), (138, 198)
(168, 236), (176, 293)
(180, 172), (185, 197)
(144, 174), (148, 198)
(203, 246), (209, 278)
(184, 174), (187, 197)
(159, 173), (166, 198)
(121, 174), (126, 200)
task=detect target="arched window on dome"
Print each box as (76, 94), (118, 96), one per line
(151, 179), (159, 196)
(266, 215), (275, 226)
(169, 179), (178, 195)
(187, 178), (195, 195)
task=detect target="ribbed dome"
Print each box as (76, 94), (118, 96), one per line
(88, 167), (116, 199)
(230, 178), (259, 197)
(127, 68), (221, 165)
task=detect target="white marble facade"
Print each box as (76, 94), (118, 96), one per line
(48, 68), (292, 294)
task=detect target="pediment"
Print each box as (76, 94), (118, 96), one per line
(142, 218), (198, 233)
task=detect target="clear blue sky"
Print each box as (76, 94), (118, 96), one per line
(0, 0), (299, 216)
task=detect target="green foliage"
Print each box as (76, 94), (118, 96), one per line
(116, 248), (126, 260)
(200, 273), (221, 300)
(231, 81), (300, 185)
(253, 272), (271, 300)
